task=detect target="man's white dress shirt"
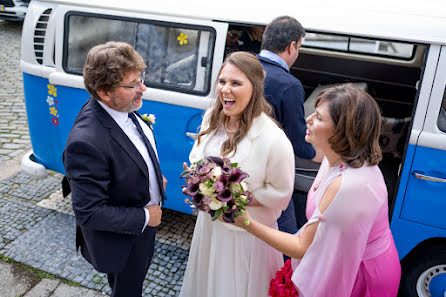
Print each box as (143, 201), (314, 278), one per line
(98, 101), (161, 231)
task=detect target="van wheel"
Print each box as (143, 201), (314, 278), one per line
(399, 246), (446, 297)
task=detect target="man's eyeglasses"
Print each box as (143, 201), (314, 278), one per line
(117, 72), (145, 93)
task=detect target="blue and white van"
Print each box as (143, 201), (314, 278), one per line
(20, 1), (446, 296)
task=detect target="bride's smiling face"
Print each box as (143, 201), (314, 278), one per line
(217, 63), (253, 120)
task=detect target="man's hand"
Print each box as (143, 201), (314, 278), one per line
(162, 175), (167, 191)
(146, 205), (162, 227)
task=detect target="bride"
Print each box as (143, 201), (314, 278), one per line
(179, 52), (295, 297)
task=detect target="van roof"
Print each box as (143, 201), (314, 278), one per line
(44, 0), (446, 44)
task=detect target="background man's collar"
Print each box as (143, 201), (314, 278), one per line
(259, 50), (289, 71)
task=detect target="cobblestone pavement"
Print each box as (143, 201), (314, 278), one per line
(0, 21), (32, 164)
(0, 20), (196, 296)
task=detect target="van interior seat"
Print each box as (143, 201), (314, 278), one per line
(303, 82), (368, 119)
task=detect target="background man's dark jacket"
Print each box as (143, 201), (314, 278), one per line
(258, 55), (315, 159)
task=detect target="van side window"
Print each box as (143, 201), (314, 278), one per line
(302, 33), (415, 60)
(438, 89), (446, 133)
(64, 13), (215, 95)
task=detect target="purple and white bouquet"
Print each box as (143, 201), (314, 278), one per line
(181, 156), (253, 224)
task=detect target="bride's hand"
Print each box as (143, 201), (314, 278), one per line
(183, 162), (189, 171)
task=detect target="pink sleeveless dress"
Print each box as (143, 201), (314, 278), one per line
(291, 158), (401, 297)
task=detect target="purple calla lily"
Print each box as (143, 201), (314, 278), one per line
(229, 168), (249, 183)
(183, 181), (199, 197)
(225, 200), (237, 213)
(222, 165), (232, 175)
(206, 156), (224, 167)
(216, 188), (233, 202)
(222, 211), (235, 223)
(218, 174), (229, 187)
(191, 193), (204, 208)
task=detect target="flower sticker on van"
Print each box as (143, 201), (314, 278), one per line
(52, 117), (59, 126)
(46, 84), (59, 126)
(177, 32), (188, 45)
(49, 107), (58, 117)
(47, 84), (57, 97)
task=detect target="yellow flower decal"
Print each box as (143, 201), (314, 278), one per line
(177, 32), (188, 45)
(47, 84), (57, 97)
(49, 106), (58, 116)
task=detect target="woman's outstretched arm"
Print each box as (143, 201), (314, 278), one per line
(230, 176), (342, 258)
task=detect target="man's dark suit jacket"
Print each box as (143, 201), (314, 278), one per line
(258, 55), (316, 160)
(63, 98), (155, 273)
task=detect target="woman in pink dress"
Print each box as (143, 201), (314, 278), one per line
(229, 84), (401, 297)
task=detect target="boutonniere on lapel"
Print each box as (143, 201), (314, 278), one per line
(141, 113), (156, 127)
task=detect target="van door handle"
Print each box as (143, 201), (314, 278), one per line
(413, 172), (446, 183)
(186, 132), (198, 140)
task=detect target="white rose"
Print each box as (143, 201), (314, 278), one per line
(147, 114), (156, 124)
(230, 183), (242, 195)
(209, 195), (223, 210)
(199, 182), (215, 197)
(211, 166), (222, 178)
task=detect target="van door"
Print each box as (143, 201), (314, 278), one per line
(394, 46), (446, 297)
(401, 46), (446, 234)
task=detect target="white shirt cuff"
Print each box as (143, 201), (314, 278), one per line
(142, 207), (150, 232)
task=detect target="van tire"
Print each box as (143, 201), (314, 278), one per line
(398, 245), (446, 297)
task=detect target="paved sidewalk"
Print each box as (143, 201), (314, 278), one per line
(0, 152), (195, 297)
(0, 153), (106, 297)
(0, 259), (104, 297)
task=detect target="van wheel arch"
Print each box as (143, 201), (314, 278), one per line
(398, 239), (446, 297)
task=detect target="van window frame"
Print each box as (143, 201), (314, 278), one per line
(62, 11), (217, 96)
(302, 30), (417, 61)
(437, 88), (446, 133)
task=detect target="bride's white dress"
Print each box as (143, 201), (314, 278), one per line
(179, 112), (295, 297)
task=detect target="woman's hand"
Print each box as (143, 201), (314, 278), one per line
(183, 162), (189, 171)
(233, 210), (253, 229)
(219, 209), (253, 230)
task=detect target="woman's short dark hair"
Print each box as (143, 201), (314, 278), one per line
(315, 83), (382, 168)
(261, 15), (305, 53)
(83, 41), (146, 100)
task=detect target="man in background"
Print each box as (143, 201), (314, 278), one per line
(258, 16), (318, 241)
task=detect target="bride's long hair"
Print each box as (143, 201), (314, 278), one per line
(197, 52), (273, 156)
